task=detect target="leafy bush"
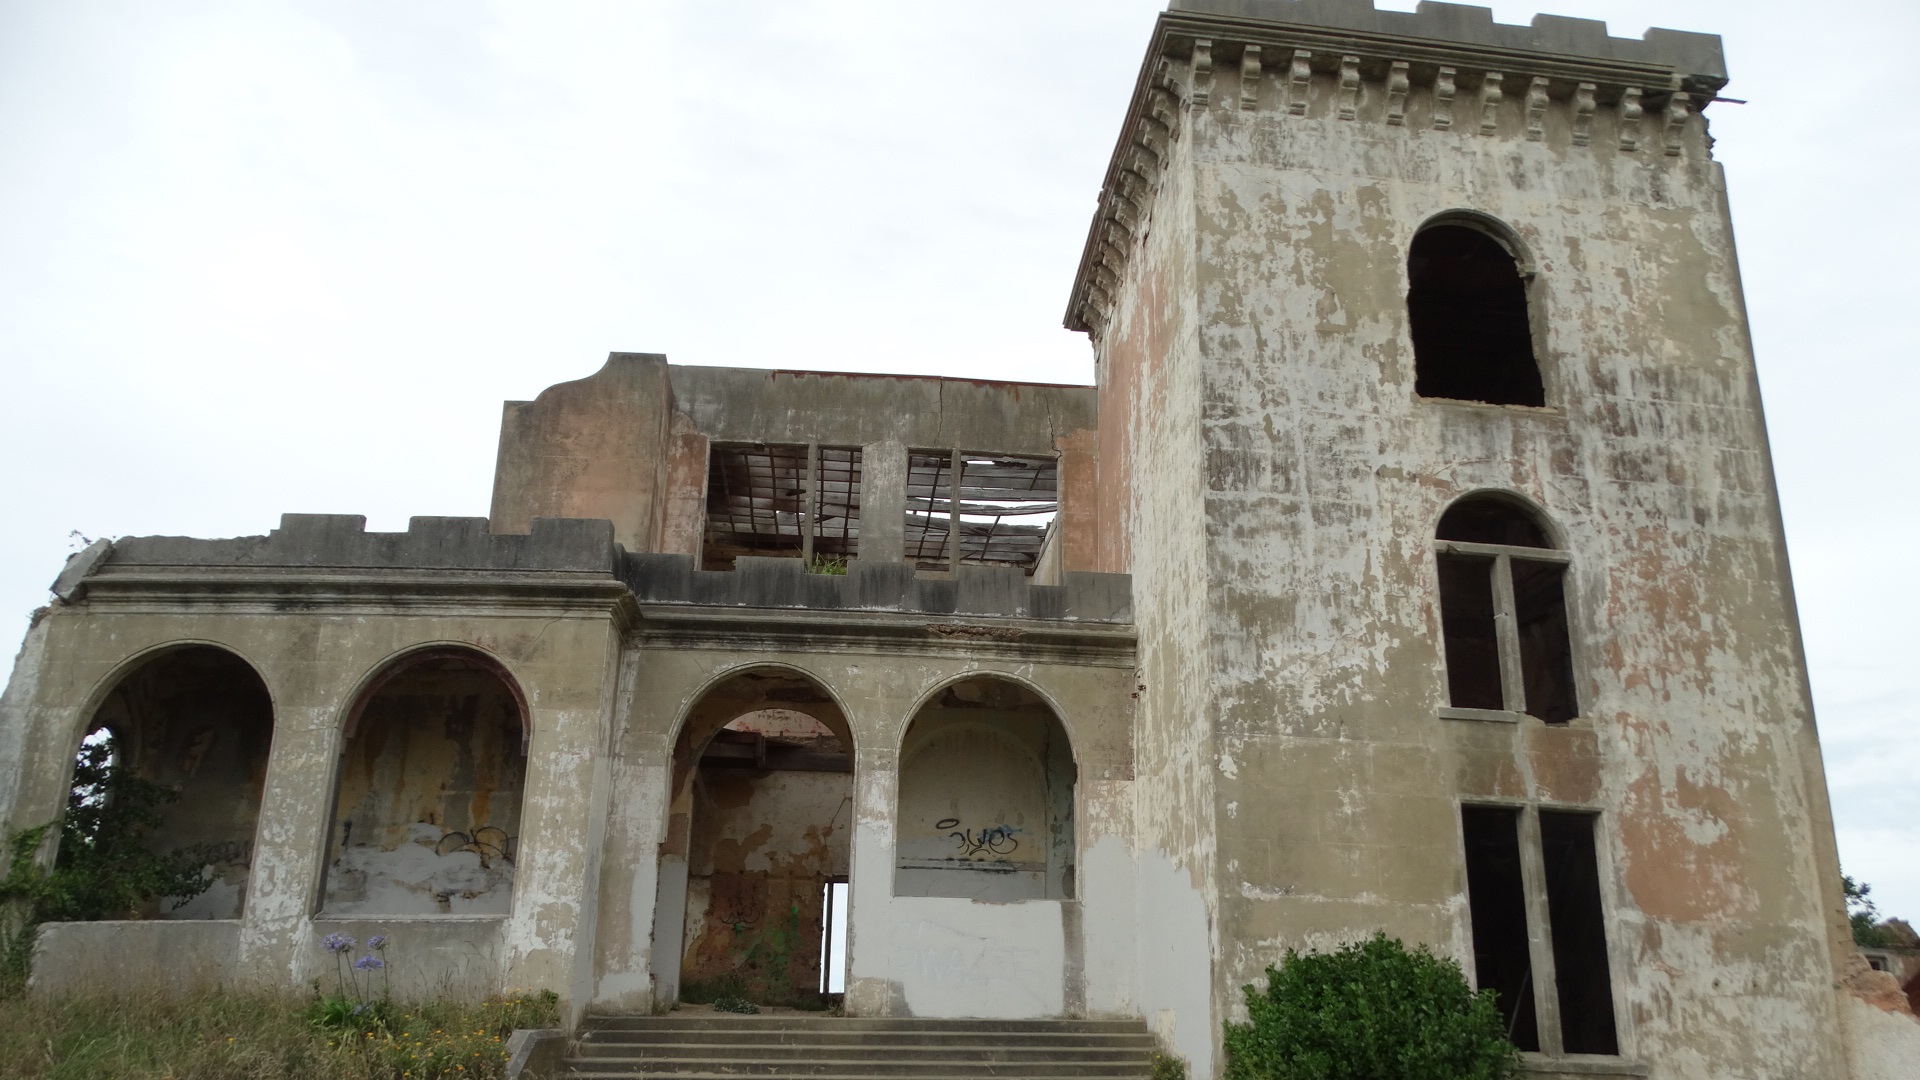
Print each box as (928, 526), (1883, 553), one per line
(1223, 933), (1520, 1080)
(0, 735), (215, 993)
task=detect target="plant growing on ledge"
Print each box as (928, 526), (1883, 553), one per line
(1224, 933), (1520, 1080)
(0, 733), (214, 994)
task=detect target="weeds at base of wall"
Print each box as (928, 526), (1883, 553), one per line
(0, 987), (559, 1080)
(1151, 1051), (1188, 1080)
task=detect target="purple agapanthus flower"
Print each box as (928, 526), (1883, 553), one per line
(322, 933), (356, 954)
(366, 935), (388, 950)
(354, 955), (385, 970)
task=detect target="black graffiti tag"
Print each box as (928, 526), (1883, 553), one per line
(936, 817), (1019, 858)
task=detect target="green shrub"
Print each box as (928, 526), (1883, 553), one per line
(0, 735), (216, 994)
(1223, 933), (1520, 1080)
(1151, 1051), (1188, 1080)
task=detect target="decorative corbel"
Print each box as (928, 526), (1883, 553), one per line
(1479, 72), (1504, 135)
(1240, 45), (1262, 111)
(1434, 67), (1457, 130)
(1338, 55), (1361, 120)
(1125, 145), (1160, 186)
(1386, 61), (1410, 126)
(1136, 115), (1170, 161)
(1191, 39), (1213, 108)
(1618, 87), (1643, 151)
(1092, 263), (1120, 295)
(1572, 83), (1596, 146)
(1287, 49), (1312, 116)
(1524, 77), (1549, 141)
(1663, 92), (1691, 156)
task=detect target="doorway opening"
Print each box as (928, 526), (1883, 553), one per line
(659, 669), (853, 1009)
(818, 879), (848, 995)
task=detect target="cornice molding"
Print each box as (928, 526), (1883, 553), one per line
(1063, 3), (1731, 340)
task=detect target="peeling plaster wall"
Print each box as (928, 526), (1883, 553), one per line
(1095, 90), (1222, 1072)
(1091, 43), (1849, 1078)
(323, 665), (527, 916)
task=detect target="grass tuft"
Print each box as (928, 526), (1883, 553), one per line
(0, 987), (559, 1080)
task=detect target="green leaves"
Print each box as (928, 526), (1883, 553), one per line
(0, 734), (218, 992)
(1223, 933), (1521, 1080)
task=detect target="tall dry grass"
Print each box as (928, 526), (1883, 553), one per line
(0, 988), (558, 1080)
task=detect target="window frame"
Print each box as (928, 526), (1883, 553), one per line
(1458, 799), (1632, 1066)
(1435, 537), (1579, 724)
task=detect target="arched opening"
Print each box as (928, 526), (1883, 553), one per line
(895, 677), (1075, 901)
(1435, 494), (1578, 722)
(320, 649), (528, 915)
(665, 669), (853, 1006)
(79, 645), (274, 919)
(1409, 221), (1545, 407)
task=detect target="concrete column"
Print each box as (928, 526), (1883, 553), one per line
(843, 746), (899, 1016)
(857, 440), (907, 563)
(1055, 429), (1099, 575)
(501, 633), (623, 1021)
(237, 693), (346, 985)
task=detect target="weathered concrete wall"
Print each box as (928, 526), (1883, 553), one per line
(667, 367), (1095, 457)
(31, 920), (240, 995)
(1076, 5), (1850, 1075)
(490, 354), (674, 550)
(0, 521), (629, 1020)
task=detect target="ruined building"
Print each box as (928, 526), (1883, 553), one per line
(2, 1), (1910, 1077)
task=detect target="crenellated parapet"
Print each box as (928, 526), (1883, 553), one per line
(623, 554), (1132, 623)
(1064, 0), (1729, 340)
(52, 514), (1132, 625)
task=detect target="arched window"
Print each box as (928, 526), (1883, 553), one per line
(321, 650), (528, 915)
(1435, 495), (1578, 722)
(1409, 221), (1545, 407)
(895, 677), (1075, 901)
(80, 645), (274, 919)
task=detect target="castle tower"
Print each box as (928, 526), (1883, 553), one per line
(1067, 2), (1856, 1074)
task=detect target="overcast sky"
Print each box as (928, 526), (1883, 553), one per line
(2, 0), (1915, 920)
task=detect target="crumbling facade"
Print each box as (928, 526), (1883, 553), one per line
(1, 1), (1910, 1077)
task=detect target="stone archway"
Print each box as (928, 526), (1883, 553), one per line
(658, 667), (854, 1006)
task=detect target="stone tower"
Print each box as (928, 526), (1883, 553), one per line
(1065, 1), (1859, 1075)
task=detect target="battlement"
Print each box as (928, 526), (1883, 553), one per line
(1171, 0), (1724, 81)
(101, 514), (620, 573)
(623, 554), (1133, 623)
(62, 515), (1133, 624)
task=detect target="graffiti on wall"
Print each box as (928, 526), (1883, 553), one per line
(936, 817), (1020, 859)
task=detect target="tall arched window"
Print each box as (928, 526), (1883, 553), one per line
(1409, 220), (1545, 407)
(81, 645), (274, 919)
(321, 649), (529, 915)
(1435, 495), (1578, 722)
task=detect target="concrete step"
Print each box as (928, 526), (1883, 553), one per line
(579, 1031), (1156, 1050)
(564, 1015), (1155, 1080)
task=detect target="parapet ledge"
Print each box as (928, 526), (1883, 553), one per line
(622, 555), (1134, 624)
(99, 514), (620, 574)
(1170, 0), (1724, 80)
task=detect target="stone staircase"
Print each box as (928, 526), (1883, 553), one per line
(565, 1014), (1157, 1079)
